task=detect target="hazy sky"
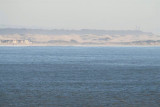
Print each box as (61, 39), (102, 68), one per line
(0, 0), (160, 34)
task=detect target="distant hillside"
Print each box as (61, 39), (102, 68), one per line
(0, 28), (153, 36)
(0, 28), (159, 46)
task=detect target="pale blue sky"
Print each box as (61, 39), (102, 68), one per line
(0, 0), (160, 34)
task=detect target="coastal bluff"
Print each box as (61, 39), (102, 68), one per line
(0, 28), (160, 46)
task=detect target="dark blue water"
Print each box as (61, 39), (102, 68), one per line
(0, 47), (160, 107)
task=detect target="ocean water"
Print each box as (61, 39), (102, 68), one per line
(0, 47), (160, 107)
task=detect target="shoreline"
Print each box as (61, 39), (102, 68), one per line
(0, 45), (160, 47)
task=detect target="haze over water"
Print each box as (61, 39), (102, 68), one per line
(0, 47), (160, 107)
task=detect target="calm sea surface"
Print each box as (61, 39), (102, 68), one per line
(0, 47), (160, 107)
